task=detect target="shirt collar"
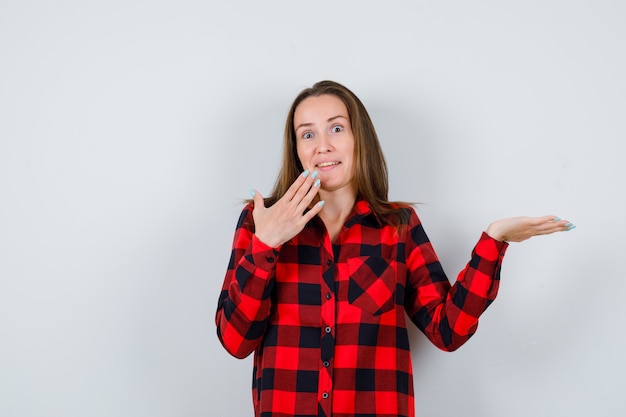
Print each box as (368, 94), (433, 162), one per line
(306, 197), (383, 230)
(349, 197), (383, 227)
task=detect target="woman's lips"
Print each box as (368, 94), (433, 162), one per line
(315, 161), (341, 170)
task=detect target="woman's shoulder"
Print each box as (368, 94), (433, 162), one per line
(378, 201), (418, 227)
(389, 201), (415, 212)
(393, 200), (418, 214)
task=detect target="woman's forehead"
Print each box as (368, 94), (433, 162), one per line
(294, 95), (350, 127)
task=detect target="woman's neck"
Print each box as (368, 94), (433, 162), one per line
(317, 187), (357, 240)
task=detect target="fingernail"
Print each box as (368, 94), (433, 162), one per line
(314, 179), (320, 187)
(302, 170), (310, 178)
(318, 200), (325, 207)
(311, 170), (318, 179)
(554, 217), (561, 221)
(249, 188), (255, 198)
(564, 222), (573, 227)
(566, 224), (576, 231)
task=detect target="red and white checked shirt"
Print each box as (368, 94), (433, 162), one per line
(216, 199), (508, 417)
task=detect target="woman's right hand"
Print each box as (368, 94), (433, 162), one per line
(485, 215), (575, 242)
(250, 170), (324, 248)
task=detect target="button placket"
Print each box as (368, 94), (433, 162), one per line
(318, 245), (335, 416)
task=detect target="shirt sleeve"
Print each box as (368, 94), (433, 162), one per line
(215, 204), (280, 359)
(403, 209), (508, 351)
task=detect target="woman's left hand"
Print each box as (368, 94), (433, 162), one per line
(485, 215), (575, 242)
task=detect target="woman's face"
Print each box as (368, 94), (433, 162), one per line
(294, 94), (356, 196)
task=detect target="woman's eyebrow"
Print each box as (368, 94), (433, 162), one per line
(295, 115), (348, 132)
(327, 115), (348, 123)
(294, 122), (313, 132)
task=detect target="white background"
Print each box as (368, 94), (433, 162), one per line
(1, 1), (624, 416)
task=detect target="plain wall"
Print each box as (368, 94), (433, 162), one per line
(1, 1), (624, 416)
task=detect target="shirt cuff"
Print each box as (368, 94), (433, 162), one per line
(248, 234), (281, 271)
(476, 231), (509, 262)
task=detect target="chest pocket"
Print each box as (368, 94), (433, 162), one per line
(347, 257), (400, 316)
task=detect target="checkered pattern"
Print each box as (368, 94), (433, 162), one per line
(216, 199), (508, 417)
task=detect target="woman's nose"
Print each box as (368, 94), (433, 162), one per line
(317, 134), (332, 153)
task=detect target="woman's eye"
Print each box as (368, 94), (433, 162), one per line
(302, 132), (313, 139)
(331, 125), (343, 133)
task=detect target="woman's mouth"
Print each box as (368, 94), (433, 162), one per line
(316, 161), (340, 169)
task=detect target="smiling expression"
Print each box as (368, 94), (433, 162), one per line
(294, 94), (356, 196)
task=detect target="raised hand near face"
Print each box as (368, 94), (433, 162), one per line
(485, 215), (575, 243)
(250, 170), (325, 248)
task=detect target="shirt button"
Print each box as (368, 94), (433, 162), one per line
(323, 361), (329, 367)
(266, 256), (274, 263)
(325, 326), (331, 334)
(322, 392), (329, 399)
(326, 260), (332, 266)
(326, 293), (332, 300)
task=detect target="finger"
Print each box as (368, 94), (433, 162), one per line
(301, 199), (325, 223)
(528, 215), (560, 226)
(525, 215), (566, 230)
(283, 170), (312, 202)
(534, 219), (575, 235)
(295, 177), (322, 213)
(290, 170), (319, 206)
(250, 189), (265, 211)
(541, 215), (575, 231)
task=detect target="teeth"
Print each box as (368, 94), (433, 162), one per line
(317, 161), (340, 168)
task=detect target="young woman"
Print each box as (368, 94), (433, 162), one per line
(216, 80), (574, 417)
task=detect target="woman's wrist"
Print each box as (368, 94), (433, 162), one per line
(485, 222), (506, 242)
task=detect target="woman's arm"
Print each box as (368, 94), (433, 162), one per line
(216, 172), (326, 358)
(404, 212), (572, 351)
(215, 205), (279, 359)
